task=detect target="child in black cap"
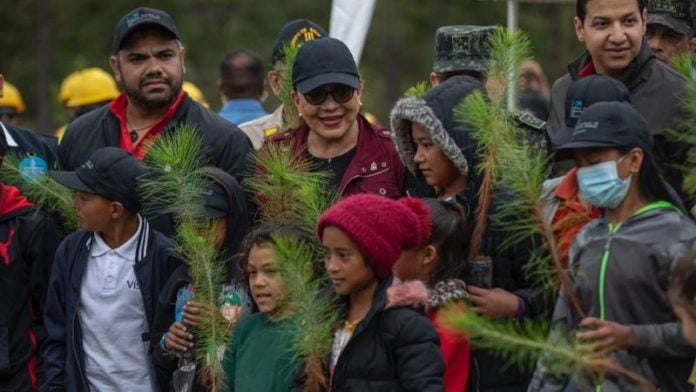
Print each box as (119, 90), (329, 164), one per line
(530, 102), (696, 391)
(42, 147), (181, 392)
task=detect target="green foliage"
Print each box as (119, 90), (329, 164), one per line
(669, 52), (695, 79)
(246, 142), (336, 247)
(279, 44), (301, 130)
(439, 305), (657, 390)
(679, 81), (696, 197)
(487, 26), (533, 109)
(439, 304), (578, 374)
(138, 124), (228, 390)
(404, 81), (429, 98)
(271, 234), (339, 392)
(0, 153), (78, 231)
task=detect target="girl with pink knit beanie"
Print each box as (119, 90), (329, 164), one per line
(293, 194), (444, 391)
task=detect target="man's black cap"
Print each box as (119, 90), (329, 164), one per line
(292, 37), (360, 94)
(551, 75), (631, 148)
(555, 102), (653, 153)
(271, 19), (328, 65)
(51, 147), (149, 213)
(647, 0), (692, 36)
(113, 7), (180, 53)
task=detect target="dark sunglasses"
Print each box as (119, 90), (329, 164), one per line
(303, 84), (355, 105)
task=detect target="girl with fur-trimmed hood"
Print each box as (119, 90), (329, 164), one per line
(390, 75), (544, 392)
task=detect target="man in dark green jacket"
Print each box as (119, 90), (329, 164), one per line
(547, 0), (689, 201)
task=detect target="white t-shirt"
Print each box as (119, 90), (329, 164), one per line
(80, 217), (155, 392)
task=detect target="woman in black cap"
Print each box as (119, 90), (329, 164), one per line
(530, 101), (696, 391)
(268, 37), (408, 199)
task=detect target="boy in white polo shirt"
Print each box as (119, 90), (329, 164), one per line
(41, 147), (181, 392)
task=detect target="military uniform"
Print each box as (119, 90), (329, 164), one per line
(238, 105), (285, 150)
(433, 26), (494, 73)
(434, 25), (548, 152)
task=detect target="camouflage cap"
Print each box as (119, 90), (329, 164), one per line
(433, 25), (496, 73)
(647, 0), (692, 36)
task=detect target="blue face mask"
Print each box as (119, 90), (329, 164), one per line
(576, 155), (632, 209)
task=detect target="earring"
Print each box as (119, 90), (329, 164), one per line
(298, 112), (303, 117)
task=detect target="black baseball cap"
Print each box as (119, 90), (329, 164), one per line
(555, 101), (653, 153)
(551, 75), (631, 148)
(113, 7), (180, 53)
(200, 180), (230, 219)
(51, 147), (149, 213)
(647, 0), (692, 36)
(271, 19), (328, 65)
(292, 37), (360, 94)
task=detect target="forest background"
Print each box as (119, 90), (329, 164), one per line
(1, 0), (581, 133)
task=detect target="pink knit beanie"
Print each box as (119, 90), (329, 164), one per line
(317, 194), (424, 279)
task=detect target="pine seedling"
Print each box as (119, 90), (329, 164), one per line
(139, 125), (229, 390)
(404, 81), (429, 98)
(454, 27), (585, 315)
(439, 305), (656, 391)
(453, 27), (530, 259)
(669, 52), (695, 80)
(279, 44), (301, 130)
(0, 152), (78, 231)
(246, 142), (336, 247)
(678, 80), (696, 196)
(271, 234), (339, 392)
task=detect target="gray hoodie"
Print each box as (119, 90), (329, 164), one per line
(529, 202), (696, 391)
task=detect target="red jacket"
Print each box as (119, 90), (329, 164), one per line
(429, 308), (470, 392)
(270, 114), (407, 198)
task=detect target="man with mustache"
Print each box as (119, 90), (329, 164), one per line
(547, 0), (690, 203)
(57, 7), (252, 183)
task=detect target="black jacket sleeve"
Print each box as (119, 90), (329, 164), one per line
(23, 212), (64, 386)
(40, 240), (70, 391)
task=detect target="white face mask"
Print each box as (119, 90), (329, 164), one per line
(576, 155), (632, 209)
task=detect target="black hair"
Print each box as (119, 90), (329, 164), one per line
(576, 0), (646, 22)
(219, 48), (265, 99)
(421, 198), (470, 284)
(669, 249), (696, 320)
(617, 147), (683, 209)
(236, 223), (311, 279)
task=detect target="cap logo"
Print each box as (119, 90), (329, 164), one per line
(126, 10), (162, 28)
(82, 160), (95, 170)
(451, 35), (472, 54)
(570, 99), (585, 119)
(289, 27), (323, 48)
(649, 0), (688, 17)
(574, 121), (599, 135)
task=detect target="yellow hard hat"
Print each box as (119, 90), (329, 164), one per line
(0, 81), (26, 114)
(58, 71), (80, 104)
(66, 68), (120, 108)
(182, 81), (209, 108)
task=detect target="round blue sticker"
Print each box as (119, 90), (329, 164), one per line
(19, 155), (48, 183)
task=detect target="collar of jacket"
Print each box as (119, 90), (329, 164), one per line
(103, 94), (195, 146)
(349, 275), (397, 338)
(289, 114), (393, 196)
(567, 39), (655, 90)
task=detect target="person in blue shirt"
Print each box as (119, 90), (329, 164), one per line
(217, 49), (267, 125)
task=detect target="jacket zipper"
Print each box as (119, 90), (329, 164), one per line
(594, 201), (676, 392)
(72, 308), (90, 392)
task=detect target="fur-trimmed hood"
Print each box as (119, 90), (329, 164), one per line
(389, 75), (486, 178)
